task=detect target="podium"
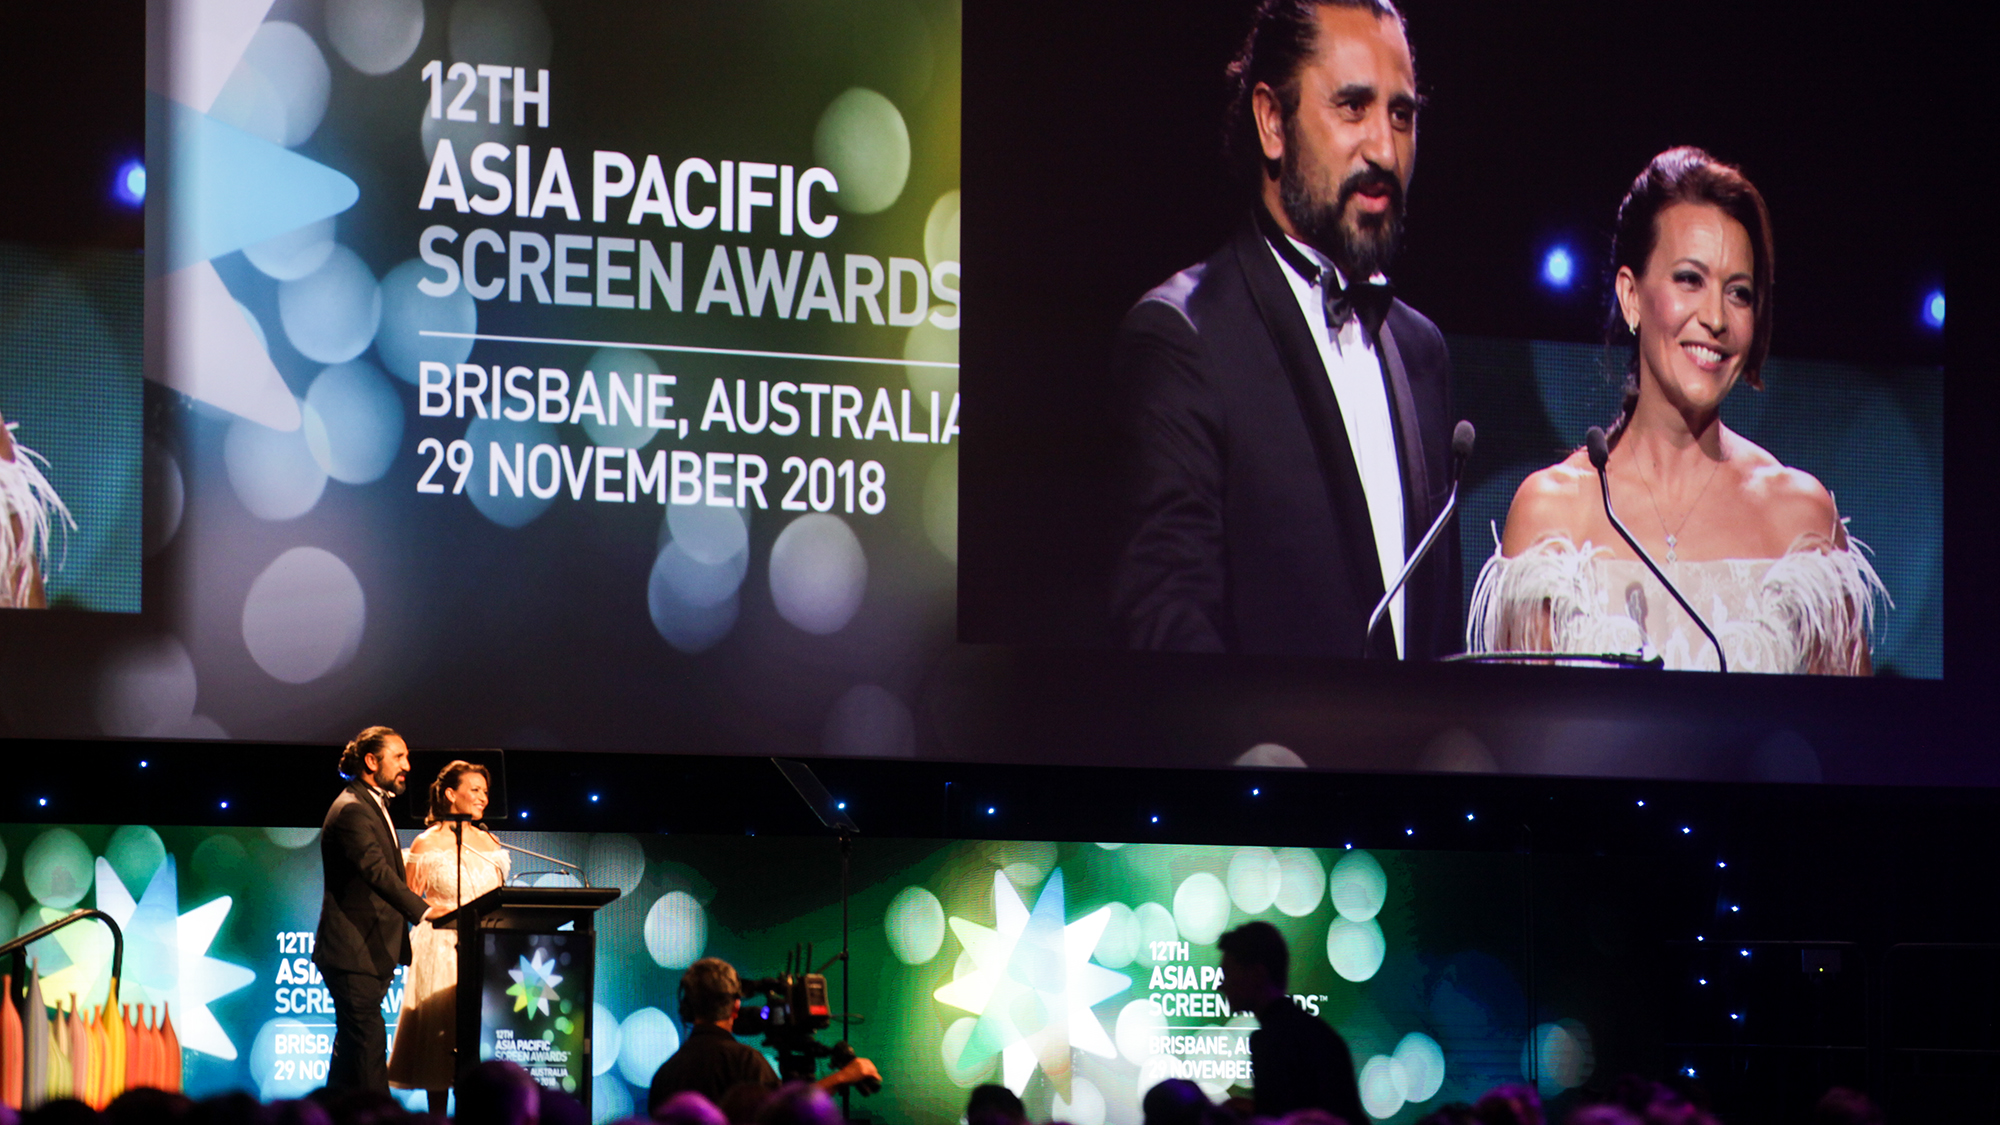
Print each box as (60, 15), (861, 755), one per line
(443, 886), (620, 1112)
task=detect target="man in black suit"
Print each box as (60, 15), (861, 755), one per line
(315, 725), (434, 1095)
(1217, 922), (1366, 1125)
(1112, 0), (1461, 659)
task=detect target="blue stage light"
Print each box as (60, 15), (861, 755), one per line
(220, 800), (230, 809)
(1251, 788), (1260, 796)
(113, 160), (146, 208)
(1923, 289), (1945, 329)
(1681, 826), (1691, 834)
(1404, 827), (1414, 836)
(1730, 905), (1740, 913)
(1717, 860), (1727, 868)
(1542, 246), (1574, 288)
(836, 801), (847, 810)
(985, 806), (995, 815)
(139, 760), (149, 768)
(1150, 815), (1159, 824)
(589, 793), (600, 803)
(1697, 978), (1708, 985)
(1636, 799), (1645, 807)
(1465, 812), (1475, 821)
(37, 797), (48, 807)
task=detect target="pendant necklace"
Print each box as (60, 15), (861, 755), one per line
(1636, 449), (1723, 564)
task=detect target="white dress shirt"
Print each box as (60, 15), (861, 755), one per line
(1269, 236), (1407, 657)
(362, 780), (400, 841)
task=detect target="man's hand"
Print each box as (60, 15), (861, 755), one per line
(423, 903), (451, 921)
(815, 1057), (879, 1092)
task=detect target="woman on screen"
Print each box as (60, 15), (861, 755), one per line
(0, 409), (72, 609)
(388, 760), (509, 1111)
(1468, 147), (1886, 674)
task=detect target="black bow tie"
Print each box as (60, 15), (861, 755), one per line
(1324, 270), (1394, 341)
(1256, 208), (1395, 342)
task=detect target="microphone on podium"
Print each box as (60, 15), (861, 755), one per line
(1584, 427), (1728, 672)
(1365, 420), (1475, 656)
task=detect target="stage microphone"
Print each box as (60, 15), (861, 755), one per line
(1366, 420), (1475, 656)
(493, 840), (594, 887)
(1584, 427), (1727, 672)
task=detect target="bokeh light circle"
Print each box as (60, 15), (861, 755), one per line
(1172, 873), (1230, 945)
(643, 891), (706, 969)
(448, 0), (553, 68)
(884, 886), (945, 965)
(245, 217), (336, 282)
(824, 684), (916, 757)
(105, 826), (167, 893)
(225, 415), (328, 521)
(280, 245), (382, 365)
(616, 1007), (680, 1087)
(1326, 917), (1386, 983)
(1394, 1032), (1445, 1103)
(648, 543), (743, 655)
(1053, 1078), (1106, 1125)
(1329, 850), (1387, 922)
(1093, 903), (1140, 969)
(579, 349), (663, 449)
(813, 88), (911, 215)
(590, 1004), (621, 1075)
(925, 190), (961, 268)
(241, 547), (366, 683)
(304, 360), (405, 484)
(376, 258), (477, 385)
(668, 503), (749, 567)
(464, 417), (559, 528)
(1114, 998), (1166, 1065)
(923, 448), (957, 563)
(1358, 1055), (1408, 1121)
(592, 1073), (632, 1124)
(94, 635), (198, 738)
(252, 1018), (321, 1100)
(1234, 743), (1307, 768)
(1524, 1019), (1593, 1093)
(24, 829), (93, 909)
(902, 321), (957, 402)
(940, 1017), (990, 1087)
(143, 441), (185, 558)
(1273, 848), (1326, 917)
(213, 22), (331, 147)
(584, 834), (646, 895)
(1134, 902), (1178, 962)
(263, 827), (320, 849)
(326, 0), (426, 75)
(769, 513), (868, 634)
(1227, 847), (1281, 915)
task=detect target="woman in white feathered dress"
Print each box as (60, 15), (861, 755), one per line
(0, 409), (71, 609)
(1471, 147), (1885, 674)
(387, 760), (509, 1110)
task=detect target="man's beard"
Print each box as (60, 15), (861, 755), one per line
(1278, 129), (1405, 282)
(379, 773), (405, 796)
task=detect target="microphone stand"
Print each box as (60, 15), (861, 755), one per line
(1585, 427), (1728, 673)
(1365, 420), (1476, 659)
(490, 840), (591, 887)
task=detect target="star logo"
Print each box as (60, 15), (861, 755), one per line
(507, 948), (564, 1016)
(933, 868), (1130, 1096)
(92, 856), (256, 1059)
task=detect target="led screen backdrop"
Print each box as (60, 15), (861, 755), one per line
(110, 0), (960, 745)
(0, 822), (1577, 1125)
(0, 243), (144, 613)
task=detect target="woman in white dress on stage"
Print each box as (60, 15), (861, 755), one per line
(388, 760), (510, 1111)
(1471, 146), (1886, 674)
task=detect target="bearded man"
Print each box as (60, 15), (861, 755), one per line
(1111, 0), (1461, 659)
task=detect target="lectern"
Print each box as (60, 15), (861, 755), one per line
(443, 886), (620, 1112)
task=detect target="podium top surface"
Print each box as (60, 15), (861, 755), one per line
(448, 885), (620, 928)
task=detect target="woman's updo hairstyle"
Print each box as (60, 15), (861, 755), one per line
(427, 759), (491, 827)
(1606, 146), (1775, 443)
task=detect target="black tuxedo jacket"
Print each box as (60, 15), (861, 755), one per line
(313, 780), (431, 978)
(1112, 220), (1462, 658)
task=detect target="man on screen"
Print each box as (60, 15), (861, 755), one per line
(1112, 0), (1460, 658)
(315, 726), (436, 1095)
